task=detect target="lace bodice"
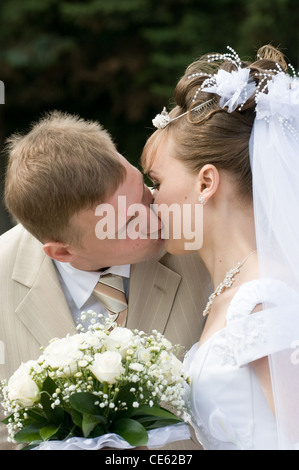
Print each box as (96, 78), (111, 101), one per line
(184, 278), (298, 450)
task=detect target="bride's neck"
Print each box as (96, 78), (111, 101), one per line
(199, 204), (258, 287)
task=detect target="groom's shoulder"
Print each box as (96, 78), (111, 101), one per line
(0, 224), (24, 250)
(0, 224), (41, 259)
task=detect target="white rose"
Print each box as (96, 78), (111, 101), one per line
(89, 351), (125, 384)
(7, 361), (40, 407)
(105, 327), (134, 358)
(169, 355), (184, 377)
(43, 336), (84, 377)
(137, 347), (152, 363)
(158, 352), (183, 379)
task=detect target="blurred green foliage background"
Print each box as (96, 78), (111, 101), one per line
(0, 0), (298, 233)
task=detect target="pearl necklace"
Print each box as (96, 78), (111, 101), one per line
(203, 250), (257, 317)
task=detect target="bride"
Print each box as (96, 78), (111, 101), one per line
(142, 45), (299, 450)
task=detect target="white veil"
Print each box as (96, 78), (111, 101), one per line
(155, 47), (299, 448)
(250, 71), (299, 449)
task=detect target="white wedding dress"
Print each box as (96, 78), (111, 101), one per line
(184, 278), (298, 450)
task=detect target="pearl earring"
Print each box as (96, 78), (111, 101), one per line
(198, 195), (206, 205)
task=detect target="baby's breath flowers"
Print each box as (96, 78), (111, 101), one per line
(0, 311), (188, 449)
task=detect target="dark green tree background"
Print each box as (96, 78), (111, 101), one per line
(0, 0), (298, 233)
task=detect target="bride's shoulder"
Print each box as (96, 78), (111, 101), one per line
(239, 278), (299, 301)
(227, 278), (299, 323)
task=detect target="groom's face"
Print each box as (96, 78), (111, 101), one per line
(67, 155), (164, 271)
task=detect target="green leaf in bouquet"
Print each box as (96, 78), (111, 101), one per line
(1, 414), (13, 425)
(70, 408), (82, 428)
(111, 418), (148, 447)
(130, 405), (182, 431)
(110, 383), (141, 423)
(69, 392), (103, 417)
(26, 409), (48, 424)
(82, 414), (105, 438)
(22, 442), (44, 451)
(113, 383), (136, 409)
(40, 424), (61, 441)
(41, 394), (64, 425)
(143, 418), (183, 430)
(40, 377), (64, 424)
(42, 376), (58, 396)
(131, 405), (182, 421)
(88, 423), (106, 439)
(14, 423), (44, 444)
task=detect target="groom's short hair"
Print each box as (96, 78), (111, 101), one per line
(4, 111), (126, 245)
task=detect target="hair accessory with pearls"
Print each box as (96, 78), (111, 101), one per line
(152, 46), (299, 131)
(152, 98), (217, 129)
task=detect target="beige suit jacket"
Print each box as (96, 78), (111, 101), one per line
(0, 225), (212, 450)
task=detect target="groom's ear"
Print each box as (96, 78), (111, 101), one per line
(43, 241), (75, 263)
(197, 164), (219, 202)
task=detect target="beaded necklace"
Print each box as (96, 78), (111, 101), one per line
(203, 250), (257, 317)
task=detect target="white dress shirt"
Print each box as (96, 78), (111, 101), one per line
(53, 260), (130, 326)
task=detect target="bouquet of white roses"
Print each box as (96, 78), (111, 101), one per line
(0, 312), (189, 450)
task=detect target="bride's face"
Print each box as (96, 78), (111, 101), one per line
(144, 136), (202, 254)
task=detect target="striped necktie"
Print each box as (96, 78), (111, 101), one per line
(93, 274), (128, 327)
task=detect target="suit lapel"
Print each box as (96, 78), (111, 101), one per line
(12, 230), (76, 347)
(127, 259), (181, 334)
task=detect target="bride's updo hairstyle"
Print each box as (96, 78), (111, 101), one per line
(142, 45), (288, 200)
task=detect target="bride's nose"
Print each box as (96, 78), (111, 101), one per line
(143, 184), (154, 206)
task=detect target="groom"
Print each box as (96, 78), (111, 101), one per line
(0, 111), (211, 449)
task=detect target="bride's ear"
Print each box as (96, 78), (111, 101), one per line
(196, 164), (220, 203)
(43, 241), (75, 263)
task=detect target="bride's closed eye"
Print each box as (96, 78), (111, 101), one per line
(145, 171), (160, 192)
(151, 181), (160, 191)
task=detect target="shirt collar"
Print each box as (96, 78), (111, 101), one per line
(53, 260), (130, 309)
